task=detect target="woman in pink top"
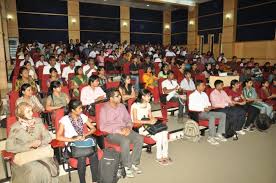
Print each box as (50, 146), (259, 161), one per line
(96, 50), (105, 67)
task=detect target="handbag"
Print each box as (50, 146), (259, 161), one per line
(69, 137), (97, 158)
(85, 103), (96, 116)
(143, 120), (168, 135)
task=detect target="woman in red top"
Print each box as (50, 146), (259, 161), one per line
(227, 79), (260, 131)
(259, 80), (276, 110)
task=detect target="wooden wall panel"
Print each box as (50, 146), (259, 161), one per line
(120, 6), (130, 43)
(6, 0), (18, 38)
(68, 0), (80, 41)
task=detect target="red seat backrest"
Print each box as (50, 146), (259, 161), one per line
(41, 74), (50, 94)
(127, 98), (136, 113)
(37, 65), (44, 80)
(61, 86), (70, 97)
(6, 116), (17, 136)
(158, 78), (166, 95)
(153, 63), (160, 75)
(60, 64), (68, 73)
(9, 91), (19, 116)
(68, 73), (75, 82)
(194, 74), (206, 83)
(53, 108), (65, 131)
(123, 63), (130, 75)
(106, 82), (120, 89)
(138, 69), (145, 84)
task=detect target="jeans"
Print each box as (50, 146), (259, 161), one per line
(131, 75), (140, 92)
(236, 104), (260, 128)
(198, 111), (226, 137)
(107, 131), (143, 168)
(77, 152), (98, 183)
(170, 96), (185, 116)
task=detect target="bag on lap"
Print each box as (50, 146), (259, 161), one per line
(183, 119), (201, 142)
(254, 113), (271, 131)
(98, 148), (126, 183)
(69, 137), (97, 158)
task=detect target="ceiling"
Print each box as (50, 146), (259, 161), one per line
(78, 0), (212, 10)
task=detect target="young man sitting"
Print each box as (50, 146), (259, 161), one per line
(210, 80), (246, 135)
(99, 88), (143, 178)
(189, 80), (227, 145)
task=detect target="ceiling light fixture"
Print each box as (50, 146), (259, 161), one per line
(147, 4), (150, 7)
(225, 13), (232, 20)
(7, 14), (13, 20)
(189, 20), (195, 25)
(71, 18), (77, 23)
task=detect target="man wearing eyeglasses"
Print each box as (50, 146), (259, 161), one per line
(99, 88), (143, 178)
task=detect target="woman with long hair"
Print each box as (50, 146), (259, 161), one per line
(56, 99), (98, 183)
(45, 81), (69, 111)
(15, 66), (37, 93)
(119, 74), (136, 104)
(243, 79), (273, 119)
(71, 66), (88, 98)
(131, 89), (171, 165)
(47, 67), (63, 87)
(158, 64), (169, 79)
(142, 66), (159, 103)
(16, 83), (44, 113)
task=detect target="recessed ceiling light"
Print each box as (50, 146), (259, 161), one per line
(146, 4), (150, 7)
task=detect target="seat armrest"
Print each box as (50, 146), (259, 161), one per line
(50, 139), (65, 148)
(1, 150), (15, 160)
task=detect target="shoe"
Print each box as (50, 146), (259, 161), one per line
(244, 126), (254, 132)
(207, 137), (219, 145)
(125, 167), (135, 178)
(215, 134), (227, 142)
(236, 130), (246, 135)
(165, 157), (173, 164)
(156, 159), (169, 166)
(132, 165), (142, 174)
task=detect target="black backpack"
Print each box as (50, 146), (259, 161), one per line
(254, 113), (271, 131)
(98, 148), (126, 183)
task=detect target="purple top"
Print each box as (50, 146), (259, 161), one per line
(99, 102), (132, 134)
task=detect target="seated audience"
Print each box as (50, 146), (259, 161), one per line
(259, 80), (276, 108)
(143, 66), (159, 103)
(56, 99), (98, 183)
(45, 81), (69, 112)
(158, 64), (169, 79)
(74, 54), (83, 66)
(212, 64), (223, 75)
(96, 50), (105, 67)
(35, 55), (48, 68)
(62, 58), (75, 81)
(202, 63), (214, 79)
(189, 80), (226, 145)
(71, 66), (88, 98)
(129, 56), (140, 91)
(228, 79), (260, 131)
(99, 88), (143, 178)
(47, 68), (63, 87)
(80, 75), (106, 106)
(210, 80), (246, 135)
(180, 71), (196, 91)
(119, 74), (136, 106)
(268, 67), (276, 83)
(16, 83), (44, 113)
(19, 54), (34, 66)
(15, 66), (37, 93)
(83, 57), (98, 78)
(243, 79), (274, 119)
(24, 61), (37, 80)
(161, 71), (185, 118)
(6, 102), (57, 183)
(131, 89), (171, 165)
(190, 63), (200, 77)
(251, 63), (263, 82)
(98, 66), (110, 90)
(43, 56), (61, 75)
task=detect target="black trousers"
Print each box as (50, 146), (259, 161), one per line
(77, 152), (98, 183)
(235, 104), (260, 128)
(213, 106), (246, 131)
(170, 97), (185, 116)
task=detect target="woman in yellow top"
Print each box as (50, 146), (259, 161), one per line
(142, 66), (159, 103)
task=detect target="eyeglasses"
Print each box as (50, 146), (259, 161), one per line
(114, 95), (121, 98)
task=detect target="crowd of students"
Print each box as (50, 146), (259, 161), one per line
(5, 39), (276, 183)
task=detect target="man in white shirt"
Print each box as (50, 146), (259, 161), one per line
(81, 75), (106, 106)
(188, 80), (226, 145)
(20, 54), (34, 66)
(83, 58), (98, 78)
(161, 71), (185, 118)
(165, 48), (176, 57)
(62, 58), (75, 81)
(88, 48), (99, 58)
(43, 56), (61, 74)
(74, 54), (82, 66)
(35, 55), (48, 68)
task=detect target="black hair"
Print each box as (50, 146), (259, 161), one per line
(135, 89), (151, 103)
(160, 64), (168, 74)
(184, 71), (191, 76)
(17, 66), (28, 79)
(48, 81), (62, 96)
(119, 74), (129, 87)
(49, 67), (58, 74)
(242, 78), (252, 88)
(88, 75), (99, 85)
(230, 79), (239, 89)
(195, 80), (204, 87)
(144, 66), (152, 72)
(19, 83), (32, 97)
(68, 99), (82, 113)
(106, 88), (119, 100)
(49, 55), (56, 61)
(69, 57), (75, 63)
(214, 80), (223, 87)
(167, 70), (174, 76)
(98, 66), (104, 72)
(74, 66), (82, 75)
(23, 61), (31, 66)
